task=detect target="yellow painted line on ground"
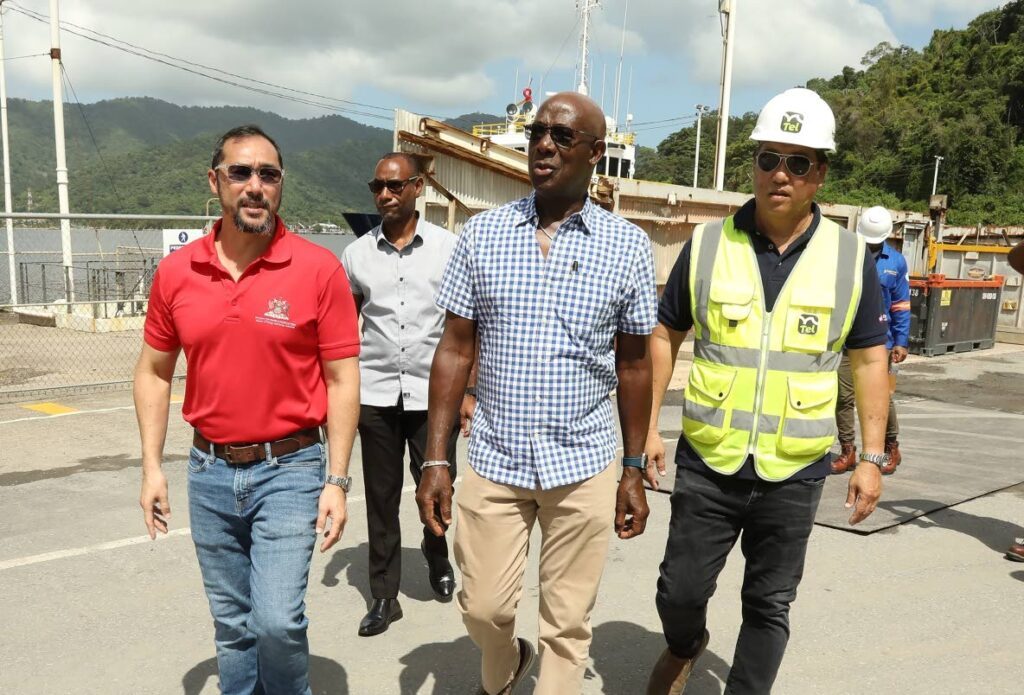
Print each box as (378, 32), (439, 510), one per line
(170, 394), (184, 403)
(19, 402), (79, 416)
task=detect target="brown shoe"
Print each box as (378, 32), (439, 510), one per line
(478, 637), (536, 695)
(646, 630), (709, 695)
(1006, 538), (1024, 562)
(882, 440), (902, 475)
(830, 442), (857, 475)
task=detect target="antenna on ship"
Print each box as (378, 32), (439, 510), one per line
(612, 0), (628, 127)
(576, 0), (600, 96)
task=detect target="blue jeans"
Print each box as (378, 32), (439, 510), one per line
(655, 466), (824, 695)
(187, 442), (325, 695)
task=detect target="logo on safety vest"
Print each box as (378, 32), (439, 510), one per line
(797, 313), (819, 335)
(780, 112), (804, 134)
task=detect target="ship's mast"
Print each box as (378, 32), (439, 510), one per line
(576, 0), (600, 96)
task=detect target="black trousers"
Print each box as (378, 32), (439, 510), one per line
(655, 466), (824, 695)
(357, 400), (459, 599)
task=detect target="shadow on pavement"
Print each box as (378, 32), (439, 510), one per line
(321, 541), (439, 605)
(398, 635), (481, 694)
(877, 498), (1024, 555)
(589, 620), (729, 694)
(1010, 570), (1024, 583)
(182, 655), (348, 694)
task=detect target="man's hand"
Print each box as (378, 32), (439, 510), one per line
(460, 395), (476, 437)
(316, 484), (348, 552)
(140, 468), (170, 540)
(891, 346), (908, 364)
(644, 428), (668, 490)
(416, 466), (453, 537)
(846, 462), (883, 525)
(615, 467), (650, 539)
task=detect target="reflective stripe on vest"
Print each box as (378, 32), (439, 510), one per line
(682, 214), (864, 480)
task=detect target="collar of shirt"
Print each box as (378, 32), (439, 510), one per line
(371, 214), (426, 253)
(733, 199), (822, 259)
(191, 216), (292, 272)
(513, 192), (596, 236)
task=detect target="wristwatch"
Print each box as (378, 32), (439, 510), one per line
(465, 386), (477, 397)
(325, 474), (352, 492)
(622, 453), (648, 472)
(858, 452), (890, 470)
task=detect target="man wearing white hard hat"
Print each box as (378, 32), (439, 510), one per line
(832, 206), (910, 476)
(645, 88), (892, 694)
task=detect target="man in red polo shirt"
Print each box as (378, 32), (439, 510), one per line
(133, 124), (360, 695)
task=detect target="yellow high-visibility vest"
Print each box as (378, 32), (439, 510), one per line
(682, 214), (864, 481)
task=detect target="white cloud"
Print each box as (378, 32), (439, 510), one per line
(880, 1), (1003, 25)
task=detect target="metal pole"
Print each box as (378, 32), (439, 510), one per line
(693, 104), (710, 188)
(714, 0), (737, 192)
(577, 0), (597, 96)
(931, 155), (944, 196)
(0, 2), (16, 305)
(612, 0), (628, 125)
(49, 0), (73, 303)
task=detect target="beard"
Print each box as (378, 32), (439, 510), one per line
(233, 196), (276, 235)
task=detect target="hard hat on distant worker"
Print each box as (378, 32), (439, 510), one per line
(749, 88), (837, 152)
(856, 206), (893, 244)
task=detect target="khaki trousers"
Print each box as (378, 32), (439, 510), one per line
(454, 461), (617, 695)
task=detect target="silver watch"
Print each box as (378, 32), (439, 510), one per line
(325, 474), (351, 492)
(858, 452), (890, 469)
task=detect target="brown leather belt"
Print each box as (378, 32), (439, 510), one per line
(193, 427), (322, 465)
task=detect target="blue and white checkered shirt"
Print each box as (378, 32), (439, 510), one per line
(436, 194), (657, 489)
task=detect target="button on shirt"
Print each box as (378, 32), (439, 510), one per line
(436, 194), (657, 490)
(341, 217), (456, 409)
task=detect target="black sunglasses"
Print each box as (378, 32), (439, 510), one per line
(367, 176), (421, 195)
(217, 163), (284, 185)
(755, 151), (817, 177)
(523, 122), (600, 149)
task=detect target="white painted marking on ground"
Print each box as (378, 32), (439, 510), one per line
(900, 425), (1024, 444)
(0, 485), (417, 572)
(898, 412), (1024, 420)
(0, 402), (181, 426)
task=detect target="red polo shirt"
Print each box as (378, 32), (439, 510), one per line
(144, 217), (360, 443)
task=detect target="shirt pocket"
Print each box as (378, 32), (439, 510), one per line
(782, 284), (834, 354)
(555, 269), (621, 345)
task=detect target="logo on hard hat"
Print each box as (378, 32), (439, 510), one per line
(780, 112), (804, 134)
(797, 313), (819, 335)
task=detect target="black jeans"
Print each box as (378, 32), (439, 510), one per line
(358, 400), (459, 599)
(655, 466), (824, 695)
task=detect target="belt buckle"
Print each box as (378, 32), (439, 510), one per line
(224, 444), (259, 464)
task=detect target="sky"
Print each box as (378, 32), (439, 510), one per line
(0, 0), (1007, 146)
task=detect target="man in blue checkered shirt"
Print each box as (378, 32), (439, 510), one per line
(416, 92), (658, 695)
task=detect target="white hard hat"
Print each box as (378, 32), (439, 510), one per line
(750, 88), (836, 152)
(856, 206), (893, 244)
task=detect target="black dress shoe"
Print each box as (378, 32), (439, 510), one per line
(421, 540), (456, 601)
(358, 598), (403, 637)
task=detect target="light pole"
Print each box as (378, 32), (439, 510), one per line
(931, 155), (944, 196)
(48, 0), (73, 304)
(0, 0), (17, 304)
(693, 104), (711, 188)
(713, 0), (737, 191)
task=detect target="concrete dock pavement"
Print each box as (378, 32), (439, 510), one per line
(1, 346), (1023, 694)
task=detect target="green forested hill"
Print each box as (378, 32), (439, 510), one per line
(636, 0), (1024, 225)
(4, 97), (407, 226)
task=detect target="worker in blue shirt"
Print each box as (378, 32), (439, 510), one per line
(832, 206), (910, 475)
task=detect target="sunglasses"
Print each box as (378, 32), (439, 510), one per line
(367, 176), (421, 195)
(217, 163), (284, 185)
(755, 151), (817, 177)
(523, 122), (600, 149)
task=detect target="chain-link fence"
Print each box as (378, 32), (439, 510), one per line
(0, 214), (214, 403)
(1, 213), (358, 404)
